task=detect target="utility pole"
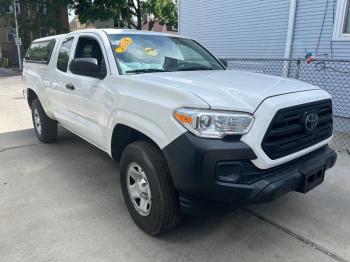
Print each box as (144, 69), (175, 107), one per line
(13, 0), (22, 70)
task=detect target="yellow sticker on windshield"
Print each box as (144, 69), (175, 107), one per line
(144, 47), (158, 57)
(115, 37), (133, 53)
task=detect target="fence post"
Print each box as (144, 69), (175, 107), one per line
(295, 59), (301, 79)
(282, 60), (289, 78)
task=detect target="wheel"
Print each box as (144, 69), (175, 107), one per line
(31, 99), (57, 143)
(120, 140), (182, 235)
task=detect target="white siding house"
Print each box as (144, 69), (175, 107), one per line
(291, 0), (350, 59)
(179, 0), (350, 59)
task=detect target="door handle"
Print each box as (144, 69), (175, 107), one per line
(65, 83), (75, 90)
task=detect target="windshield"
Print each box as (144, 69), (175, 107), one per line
(108, 34), (224, 74)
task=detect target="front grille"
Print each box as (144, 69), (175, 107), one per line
(262, 99), (333, 160)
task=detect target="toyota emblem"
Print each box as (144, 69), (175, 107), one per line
(305, 112), (319, 132)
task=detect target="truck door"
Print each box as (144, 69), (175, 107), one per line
(51, 36), (75, 123)
(63, 34), (109, 150)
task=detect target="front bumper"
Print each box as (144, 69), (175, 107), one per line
(162, 132), (337, 215)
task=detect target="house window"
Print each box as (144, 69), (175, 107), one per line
(114, 20), (125, 28)
(344, 0), (350, 33)
(4, 5), (11, 13)
(6, 26), (16, 42)
(40, 27), (57, 37)
(333, 0), (350, 40)
(37, 1), (48, 15)
(40, 27), (48, 37)
(5, 2), (20, 14)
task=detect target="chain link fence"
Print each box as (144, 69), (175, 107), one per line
(221, 58), (350, 152)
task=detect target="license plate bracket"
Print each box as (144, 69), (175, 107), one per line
(298, 165), (325, 193)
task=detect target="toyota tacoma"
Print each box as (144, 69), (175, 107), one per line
(23, 29), (337, 235)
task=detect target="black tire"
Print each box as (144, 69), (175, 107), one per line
(31, 99), (57, 143)
(120, 140), (182, 235)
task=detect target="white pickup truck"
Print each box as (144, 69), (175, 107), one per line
(23, 29), (337, 235)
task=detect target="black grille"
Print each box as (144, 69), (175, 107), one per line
(262, 99), (333, 160)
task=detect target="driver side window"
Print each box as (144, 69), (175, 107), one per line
(74, 37), (106, 74)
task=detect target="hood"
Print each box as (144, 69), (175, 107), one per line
(132, 70), (320, 113)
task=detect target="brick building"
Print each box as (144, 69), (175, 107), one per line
(0, 0), (69, 66)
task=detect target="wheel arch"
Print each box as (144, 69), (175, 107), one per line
(25, 87), (55, 119)
(27, 88), (39, 107)
(110, 123), (163, 161)
(107, 108), (184, 159)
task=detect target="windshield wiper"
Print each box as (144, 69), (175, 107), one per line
(176, 66), (215, 71)
(125, 69), (168, 74)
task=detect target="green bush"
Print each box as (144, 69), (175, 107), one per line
(0, 57), (9, 68)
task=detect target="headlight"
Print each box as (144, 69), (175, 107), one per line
(174, 108), (254, 138)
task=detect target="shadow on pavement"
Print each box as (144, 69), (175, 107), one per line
(0, 68), (21, 78)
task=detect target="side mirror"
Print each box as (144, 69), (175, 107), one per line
(219, 58), (228, 68)
(69, 58), (106, 79)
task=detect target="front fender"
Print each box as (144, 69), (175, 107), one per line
(103, 76), (210, 157)
(105, 109), (185, 156)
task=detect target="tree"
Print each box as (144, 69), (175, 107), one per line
(0, 0), (69, 52)
(144, 0), (177, 31)
(69, 0), (143, 30)
(68, 0), (178, 31)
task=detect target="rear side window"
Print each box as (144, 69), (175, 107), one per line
(25, 40), (56, 64)
(57, 37), (74, 72)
